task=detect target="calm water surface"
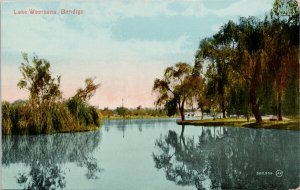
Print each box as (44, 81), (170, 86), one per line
(2, 118), (300, 189)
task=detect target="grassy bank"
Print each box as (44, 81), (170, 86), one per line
(177, 118), (300, 130)
(1, 54), (103, 135)
(2, 97), (102, 135)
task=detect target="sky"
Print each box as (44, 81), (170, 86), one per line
(1, 0), (273, 109)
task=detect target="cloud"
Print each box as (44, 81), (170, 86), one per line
(211, 0), (273, 17)
(1, 0), (274, 108)
(2, 2), (194, 108)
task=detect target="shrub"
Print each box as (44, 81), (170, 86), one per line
(66, 97), (100, 127)
(2, 102), (12, 134)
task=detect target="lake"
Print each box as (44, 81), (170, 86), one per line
(2, 118), (300, 190)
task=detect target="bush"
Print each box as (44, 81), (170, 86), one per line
(2, 99), (101, 134)
(66, 97), (100, 127)
(2, 102), (12, 134)
(50, 103), (76, 131)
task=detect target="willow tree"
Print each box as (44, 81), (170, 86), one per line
(239, 0), (299, 121)
(198, 18), (265, 122)
(262, 0), (299, 120)
(231, 18), (265, 122)
(195, 25), (237, 118)
(153, 62), (201, 121)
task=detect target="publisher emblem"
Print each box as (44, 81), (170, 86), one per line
(276, 170), (283, 177)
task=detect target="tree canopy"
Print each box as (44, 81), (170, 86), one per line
(193, 0), (299, 122)
(153, 62), (202, 121)
(18, 53), (61, 106)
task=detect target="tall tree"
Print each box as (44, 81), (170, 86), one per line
(193, 0), (299, 122)
(198, 18), (265, 122)
(195, 22), (237, 118)
(263, 0), (299, 120)
(153, 62), (201, 121)
(17, 53), (62, 132)
(18, 53), (61, 106)
(233, 17), (264, 122)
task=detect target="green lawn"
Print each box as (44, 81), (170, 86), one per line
(177, 118), (300, 130)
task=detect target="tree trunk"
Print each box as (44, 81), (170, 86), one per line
(250, 87), (262, 122)
(277, 90), (283, 121)
(179, 106), (185, 121)
(221, 99), (226, 118)
(178, 98), (185, 121)
(246, 110), (250, 121)
(250, 59), (262, 123)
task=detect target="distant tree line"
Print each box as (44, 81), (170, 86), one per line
(100, 105), (167, 118)
(153, 0), (299, 122)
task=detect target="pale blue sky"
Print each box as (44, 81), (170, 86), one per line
(2, 0), (273, 108)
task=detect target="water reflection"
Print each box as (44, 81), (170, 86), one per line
(104, 118), (175, 138)
(16, 161), (66, 190)
(2, 130), (102, 189)
(153, 125), (300, 190)
(104, 118), (175, 129)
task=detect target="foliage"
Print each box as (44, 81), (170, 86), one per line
(101, 107), (114, 118)
(115, 106), (129, 117)
(282, 72), (299, 116)
(271, 0), (299, 24)
(153, 62), (203, 121)
(100, 107), (167, 118)
(196, 33), (235, 118)
(66, 97), (100, 127)
(2, 101), (12, 134)
(193, 1), (299, 122)
(17, 53), (61, 106)
(75, 77), (100, 102)
(2, 98), (100, 134)
(2, 54), (101, 134)
(164, 97), (178, 117)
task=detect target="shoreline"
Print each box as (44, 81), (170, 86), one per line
(3, 125), (102, 136)
(103, 116), (173, 120)
(4, 117), (299, 135)
(176, 118), (300, 130)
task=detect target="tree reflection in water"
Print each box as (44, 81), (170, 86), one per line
(17, 162), (66, 190)
(2, 130), (102, 189)
(153, 125), (299, 190)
